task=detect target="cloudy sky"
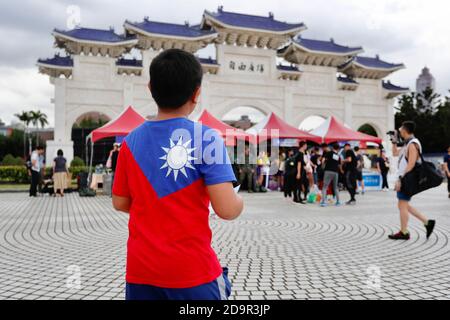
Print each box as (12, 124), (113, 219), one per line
(0, 0), (449, 126)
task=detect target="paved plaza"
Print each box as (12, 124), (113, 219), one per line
(0, 186), (449, 300)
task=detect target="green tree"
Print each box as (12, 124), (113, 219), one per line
(14, 111), (32, 157)
(29, 110), (49, 145)
(395, 89), (450, 153)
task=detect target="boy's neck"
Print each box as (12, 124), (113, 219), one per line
(154, 105), (191, 121)
(155, 111), (188, 121)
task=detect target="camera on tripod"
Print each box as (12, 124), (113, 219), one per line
(387, 130), (405, 147)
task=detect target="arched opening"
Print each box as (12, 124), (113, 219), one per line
(358, 124), (379, 137)
(71, 112), (112, 166)
(299, 115), (326, 132)
(221, 106), (267, 130)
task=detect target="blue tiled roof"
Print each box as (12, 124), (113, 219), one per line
(125, 19), (216, 38)
(116, 58), (143, 67)
(37, 55), (73, 67)
(54, 27), (136, 43)
(337, 76), (358, 84)
(203, 8), (305, 32)
(382, 81), (409, 91)
(277, 65), (300, 72)
(292, 37), (363, 54)
(198, 57), (218, 65)
(341, 56), (404, 70)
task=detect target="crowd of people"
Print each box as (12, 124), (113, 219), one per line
(234, 141), (389, 206)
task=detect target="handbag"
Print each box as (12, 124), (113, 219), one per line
(400, 146), (444, 197)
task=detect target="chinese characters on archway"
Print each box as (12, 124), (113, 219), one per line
(229, 60), (266, 74)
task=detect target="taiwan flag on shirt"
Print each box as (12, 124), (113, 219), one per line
(112, 117), (236, 289)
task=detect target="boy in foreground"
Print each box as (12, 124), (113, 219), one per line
(112, 49), (244, 300)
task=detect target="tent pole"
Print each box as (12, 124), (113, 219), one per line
(87, 137), (94, 189)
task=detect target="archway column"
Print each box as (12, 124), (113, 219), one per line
(284, 86), (294, 126)
(46, 79), (74, 166)
(344, 96), (353, 126)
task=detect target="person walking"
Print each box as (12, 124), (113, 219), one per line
(377, 150), (390, 191)
(343, 144), (358, 205)
(53, 149), (68, 197)
(389, 121), (436, 240)
(443, 146), (450, 199)
(29, 146), (44, 197)
(320, 143), (342, 207)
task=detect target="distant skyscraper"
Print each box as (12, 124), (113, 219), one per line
(416, 67), (436, 93)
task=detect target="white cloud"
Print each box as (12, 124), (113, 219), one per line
(0, 67), (54, 125)
(1, 0), (449, 126)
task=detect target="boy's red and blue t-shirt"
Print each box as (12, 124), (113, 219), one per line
(112, 117), (236, 289)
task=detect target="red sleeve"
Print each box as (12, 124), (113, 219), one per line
(112, 143), (131, 198)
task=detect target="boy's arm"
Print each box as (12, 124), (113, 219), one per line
(207, 182), (243, 221)
(111, 142), (131, 214)
(112, 195), (131, 214)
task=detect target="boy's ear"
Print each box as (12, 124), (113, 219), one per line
(148, 82), (152, 93)
(191, 87), (201, 104)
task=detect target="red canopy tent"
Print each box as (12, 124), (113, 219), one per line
(86, 106), (146, 183)
(88, 106), (146, 143)
(310, 116), (382, 144)
(197, 110), (255, 146)
(246, 112), (321, 143)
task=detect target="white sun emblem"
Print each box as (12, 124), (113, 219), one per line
(160, 136), (197, 181)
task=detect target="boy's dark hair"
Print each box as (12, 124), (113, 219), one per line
(321, 143), (328, 148)
(332, 143), (340, 151)
(57, 149), (63, 156)
(354, 146), (360, 152)
(344, 143), (351, 148)
(401, 121), (416, 134)
(36, 146), (44, 151)
(149, 49), (203, 109)
(299, 141), (307, 149)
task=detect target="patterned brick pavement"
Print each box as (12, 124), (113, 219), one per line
(0, 185), (449, 300)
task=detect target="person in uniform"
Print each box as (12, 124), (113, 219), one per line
(238, 146), (256, 193)
(284, 149), (297, 199)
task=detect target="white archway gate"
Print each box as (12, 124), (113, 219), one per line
(39, 8), (406, 165)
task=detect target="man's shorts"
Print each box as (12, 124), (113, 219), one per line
(356, 171), (363, 181)
(397, 191), (412, 202)
(126, 268), (232, 301)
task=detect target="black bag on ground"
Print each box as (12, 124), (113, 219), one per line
(79, 187), (96, 197)
(77, 172), (89, 190)
(401, 152), (444, 197)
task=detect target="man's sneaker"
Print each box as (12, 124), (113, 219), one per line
(388, 231), (410, 240)
(320, 201), (327, 207)
(425, 220), (436, 239)
(335, 201), (342, 207)
(345, 200), (356, 206)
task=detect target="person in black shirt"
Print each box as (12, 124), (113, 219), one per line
(295, 141), (308, 204)
(110, 143), (120, 195)
(320, 143), (341, 207)
(343, 143), (357, 205)
(376, 150), (390, 191)
(284, 149), (297, 199)
(310, 147), (320, 185)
